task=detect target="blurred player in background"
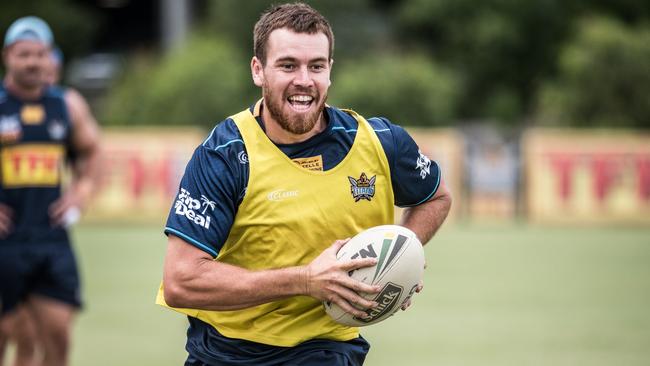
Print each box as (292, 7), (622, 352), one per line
(0, 16), (101, 366)
(157, 3), (451, 365)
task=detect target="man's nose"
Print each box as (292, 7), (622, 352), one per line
(292, 66), (314, 87)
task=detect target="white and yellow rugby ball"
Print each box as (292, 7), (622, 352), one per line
(324, 225), (425, 326)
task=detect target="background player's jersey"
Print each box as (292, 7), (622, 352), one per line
(0, 85), (72, 245)
(165, 102), (441, 258)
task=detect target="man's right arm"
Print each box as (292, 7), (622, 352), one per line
(162, 234), (380, 318)
(0, 203), (13, 238)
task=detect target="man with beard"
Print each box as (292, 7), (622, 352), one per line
(0, 16), (101, 366)
(157, 3), (451, 365)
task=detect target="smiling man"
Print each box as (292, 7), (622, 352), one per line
(157, 3), (451, 365)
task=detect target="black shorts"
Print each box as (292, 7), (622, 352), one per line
(185, 317), (370, 366)
(0, 242), (82, 316)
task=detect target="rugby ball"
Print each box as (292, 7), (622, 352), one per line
(324, 225), (425, 326)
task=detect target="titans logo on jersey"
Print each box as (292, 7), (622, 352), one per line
(348, 172), (376, 202)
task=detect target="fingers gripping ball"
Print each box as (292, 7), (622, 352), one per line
(324, 225), (425, 326)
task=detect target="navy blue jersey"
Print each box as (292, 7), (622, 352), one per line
(0, 84), (72, 244)
(165, 104), (441, 258)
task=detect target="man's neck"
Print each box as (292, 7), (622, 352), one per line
(261, 103), (327, 145)
(4, 77), (44, 101)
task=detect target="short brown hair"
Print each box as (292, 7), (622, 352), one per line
(253, 2), (334, 65)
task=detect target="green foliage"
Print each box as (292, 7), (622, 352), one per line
(202, 0), (393, 62)
(536, 17), (650, 128)
(330, 54), (459, 126)
(395, 0), (573, 123)
(103, 35), (253, 128)
(98, 0), (650, 129)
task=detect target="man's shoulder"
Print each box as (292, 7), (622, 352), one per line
(327, 106), (398, 133)
(200, 117), (245, 154)
(42, 85), (67, 100)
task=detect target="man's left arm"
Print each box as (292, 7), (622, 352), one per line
(49, 88), (102, 226)
(400, 179), (451, 245)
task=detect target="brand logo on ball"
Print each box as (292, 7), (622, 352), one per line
(350, 234), (409, 282)
(348, 172), (376, 201)
(355, 282), (403, 323)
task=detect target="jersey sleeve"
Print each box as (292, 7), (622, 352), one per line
(369, 117), (442, 207)
(164, 145), (242, 258)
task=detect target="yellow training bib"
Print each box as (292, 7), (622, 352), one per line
(159, 104), (394, 346)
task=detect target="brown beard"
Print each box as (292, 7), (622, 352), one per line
(263, 84), (327, 135)
(13, 67), (43, 90)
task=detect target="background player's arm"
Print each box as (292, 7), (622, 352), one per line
(401, 179), (451, 245)
(162, 234), (379, 317)
(0, 203), (13, 238)
(49, 88), (102, 225)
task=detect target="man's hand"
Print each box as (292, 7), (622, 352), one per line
(401, 281), (424, 311)
(401, 260), (426, 311)
(0, 203), (14, 238)
(49, 179), (92, 227)
(302, 239), (381, 318)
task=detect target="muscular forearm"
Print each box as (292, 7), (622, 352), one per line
(164, 258), (307, 311)
(401, 184), (452, 245)
(162, 236), (379, 316)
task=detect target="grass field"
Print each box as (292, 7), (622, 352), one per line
(58, 223), (650, 365)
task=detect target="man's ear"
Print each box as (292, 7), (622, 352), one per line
(251, 56), (264, 87)
(328, 58), (334, 87)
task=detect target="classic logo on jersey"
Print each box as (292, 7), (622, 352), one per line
(20, 104), (45, 125)
(47, 119), (67, 141)
(267, 189), (299, 202)
(292, 155), (323, 171)
(415, 150), (431, 179)
(1, 144), (64, 187)
(174, 188), (215, 229)
(348, 172), (376, 202)
(354, 282), (403, 323)
(0, 114), (22, 144)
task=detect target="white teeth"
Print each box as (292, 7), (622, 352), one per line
(289, 95), (313, 102)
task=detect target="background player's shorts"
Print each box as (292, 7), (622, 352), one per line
(0, 242), (82, 316)
(184, 317), (370, 366)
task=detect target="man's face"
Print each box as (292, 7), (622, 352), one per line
(3, 40), (49, 89)
(252, 28), (332, 135)
(4, 41), (49, 88)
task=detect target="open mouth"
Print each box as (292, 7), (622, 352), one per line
(287, 94), (314, 112)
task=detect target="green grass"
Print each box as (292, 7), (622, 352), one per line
(62, 224), (650, 366)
